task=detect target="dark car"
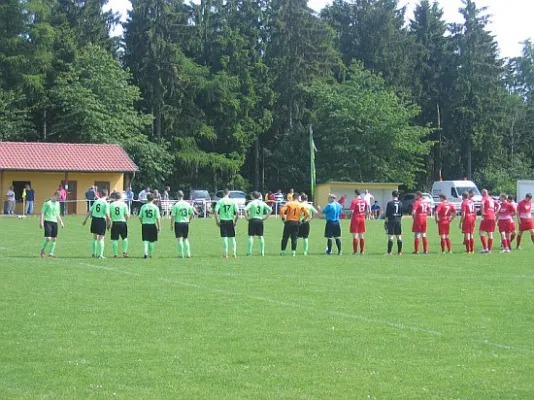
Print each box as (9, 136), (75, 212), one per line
(188, 189), (211, 217)
(400, 193), (434, 214)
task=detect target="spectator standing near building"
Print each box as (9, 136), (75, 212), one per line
(24, 184), (35, 215)
(124, 187), (134, 211)
(287, 189), (294, 201)
(85, 186), (97, 213)
(138, 187), (150, 204)
(57, 184), (67, 216)
(361, 189), (374, 220)
(162, 186), (171, 217)
(6, 186), (16, 215)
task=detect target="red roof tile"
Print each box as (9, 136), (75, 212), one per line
(0, 142), (138, 172)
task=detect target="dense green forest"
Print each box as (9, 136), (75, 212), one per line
(1, 0), (534, 194)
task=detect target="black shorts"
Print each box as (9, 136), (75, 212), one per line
(174, 222), (190, 239)
(298, 221), (310, 238)
(219, 220), (236, 238)
(44, 221), (58, 238)
(142, 224), (158, 242)
(248, 219), (264, 237)
(90, 217), (107, 236)
(111, 222), (128, 240)
(324, 220), (341, 238)
(283, 221), (300, 238)
(387, 220), (402, 236)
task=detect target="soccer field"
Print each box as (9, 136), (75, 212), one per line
(0, 216), (533, 399)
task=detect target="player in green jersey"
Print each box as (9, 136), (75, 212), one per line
(110, 192), (130, 258)
(83, 188), (111, 258)
(170, 190), (196, 258)
(299, 193), (318, 255)
(214, 189), (239, 258)
(39, 192), (64, 258)
(244, 191), (272, 256)
(139, 193), (161, 258)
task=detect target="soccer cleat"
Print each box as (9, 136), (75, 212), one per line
(398, 252), (403, 256)
(113, 255), (118, 258)
(280, 252), (285, 256)
(423, 252), (428, 255)
(246, 253), (251, 256)
(337, 251), (342, 256)
(302, 252), (307, 256)
(291, 251), (296, 257)
(122, 253), (128, 258)
(385, 253), (393, 256)
(360, 252), (364, 256)
(222, 255), (228, 259)
(97, 255), (105, 259)
(516, 246), (521, 250)
(144, 254), (148, 259)
(324, 249), (332, 255)
(92, 254), (96, 258)
(48, 254), (56, 258)
(442, 251), (447, 255)
(233, 255), (238, 259)
(480, 249), (489, 254)
(352, 252), (358, 256)
(40, 250), (45, 258)
(412, 252), (419, 255)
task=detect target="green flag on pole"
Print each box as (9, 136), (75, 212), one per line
(309, 125), (317, 198)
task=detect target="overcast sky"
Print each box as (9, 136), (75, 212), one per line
(106, 0), (533, 58)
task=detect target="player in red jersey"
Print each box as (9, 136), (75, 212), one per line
(496, 194), (516, 253)
(434, 193), (456, 253)
(350, 189), (369, 255)
(412, 192), (431, 254)
(479, 189), (500, 253)
(507, 195), (518, 246)
(516, 193), (534, 249)
(459, 191), (476, 253)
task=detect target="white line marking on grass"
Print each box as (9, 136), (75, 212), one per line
(58, 261), (534, 355)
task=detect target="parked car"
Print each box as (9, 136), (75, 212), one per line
(400, 192), (435, 214)
(245, 192), (264, 203)
(188, 189), (212, 217)
(212, 190), (247, 210)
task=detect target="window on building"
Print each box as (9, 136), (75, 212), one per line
(12, 181), (30, 202)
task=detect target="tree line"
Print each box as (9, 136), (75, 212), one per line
(1, 0), (534, 194)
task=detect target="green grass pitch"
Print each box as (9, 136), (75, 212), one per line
(0, 215), (533, 399)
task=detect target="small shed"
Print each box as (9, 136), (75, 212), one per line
(0, 142), (138, 215)
(314, 181), (401, 212)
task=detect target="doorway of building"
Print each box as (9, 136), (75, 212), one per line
(62, 180), (77, 215)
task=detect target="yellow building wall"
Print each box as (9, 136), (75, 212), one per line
(314, 182), (400, 212)
(1, 171), (124, 215)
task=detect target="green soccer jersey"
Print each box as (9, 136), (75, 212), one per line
(245, 199), (271, 219)
(110, 201), (129, 222)
(41, 200), (60, 222)
(171, 200), (194, 223)
(91, 198), (109, 218)
(140, 203), (160, 224)
(215, 198), (238, 221)
(300, 202), (318, 221)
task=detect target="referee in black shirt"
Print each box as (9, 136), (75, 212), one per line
(385, 190), (403, 255)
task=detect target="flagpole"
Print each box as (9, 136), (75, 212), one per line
(309, 124), (316, 200)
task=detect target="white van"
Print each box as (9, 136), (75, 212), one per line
(431, 180), (482, 212)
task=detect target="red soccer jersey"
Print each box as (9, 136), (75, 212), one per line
(436, 201), (454, 222)
(498, 202), (515, 220)
(414, 200), (431, 219)
(517, 200), (531, 220)
(461, 199), (476, 219)
(482, 196), (496, 220)
(350, 198), (367, 219)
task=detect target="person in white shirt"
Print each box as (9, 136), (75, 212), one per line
(360, 189), (374, 219)
(138, 187), (150, 203)
(6, 186), (16, 215)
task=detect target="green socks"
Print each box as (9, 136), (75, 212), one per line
(122, 239), (128, 254)
(177, 240), (184, 258)
(184, 239), (191, 258)
(99, 239), (105, 258)
(143, 241), (149, 255)
(247, 236), (254, 255)
(303, 238), (309, 255)
(260, 237), (265, 255)
(230, 237), (237, 256)
(41, 239), (48, 252)
(222, 237), (228, 256)
(148, 242), (155, 257)
(112, 241), (119, 256)
(92, 239), (97, 256)
(49, 241), (56, 255)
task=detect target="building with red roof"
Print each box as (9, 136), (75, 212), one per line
(0, 142), (138, 215)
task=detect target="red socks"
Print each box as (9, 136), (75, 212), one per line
(488, 238), (493, 251)
(502, 239), (509, 250)
(422, 237), (428, 253)
(480, 236), (487, 250)
(359, 239), (365, 254)
(446, 238), (451, 252)
(414, 238), (420, 253)
(510, 233), (516, 244)
(352, 239), (358, 254)
(531, 234), (534, 244)
(470, 239), (474, 253)
(517, 234), (522, 247)
(440, 239), (446, 252)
